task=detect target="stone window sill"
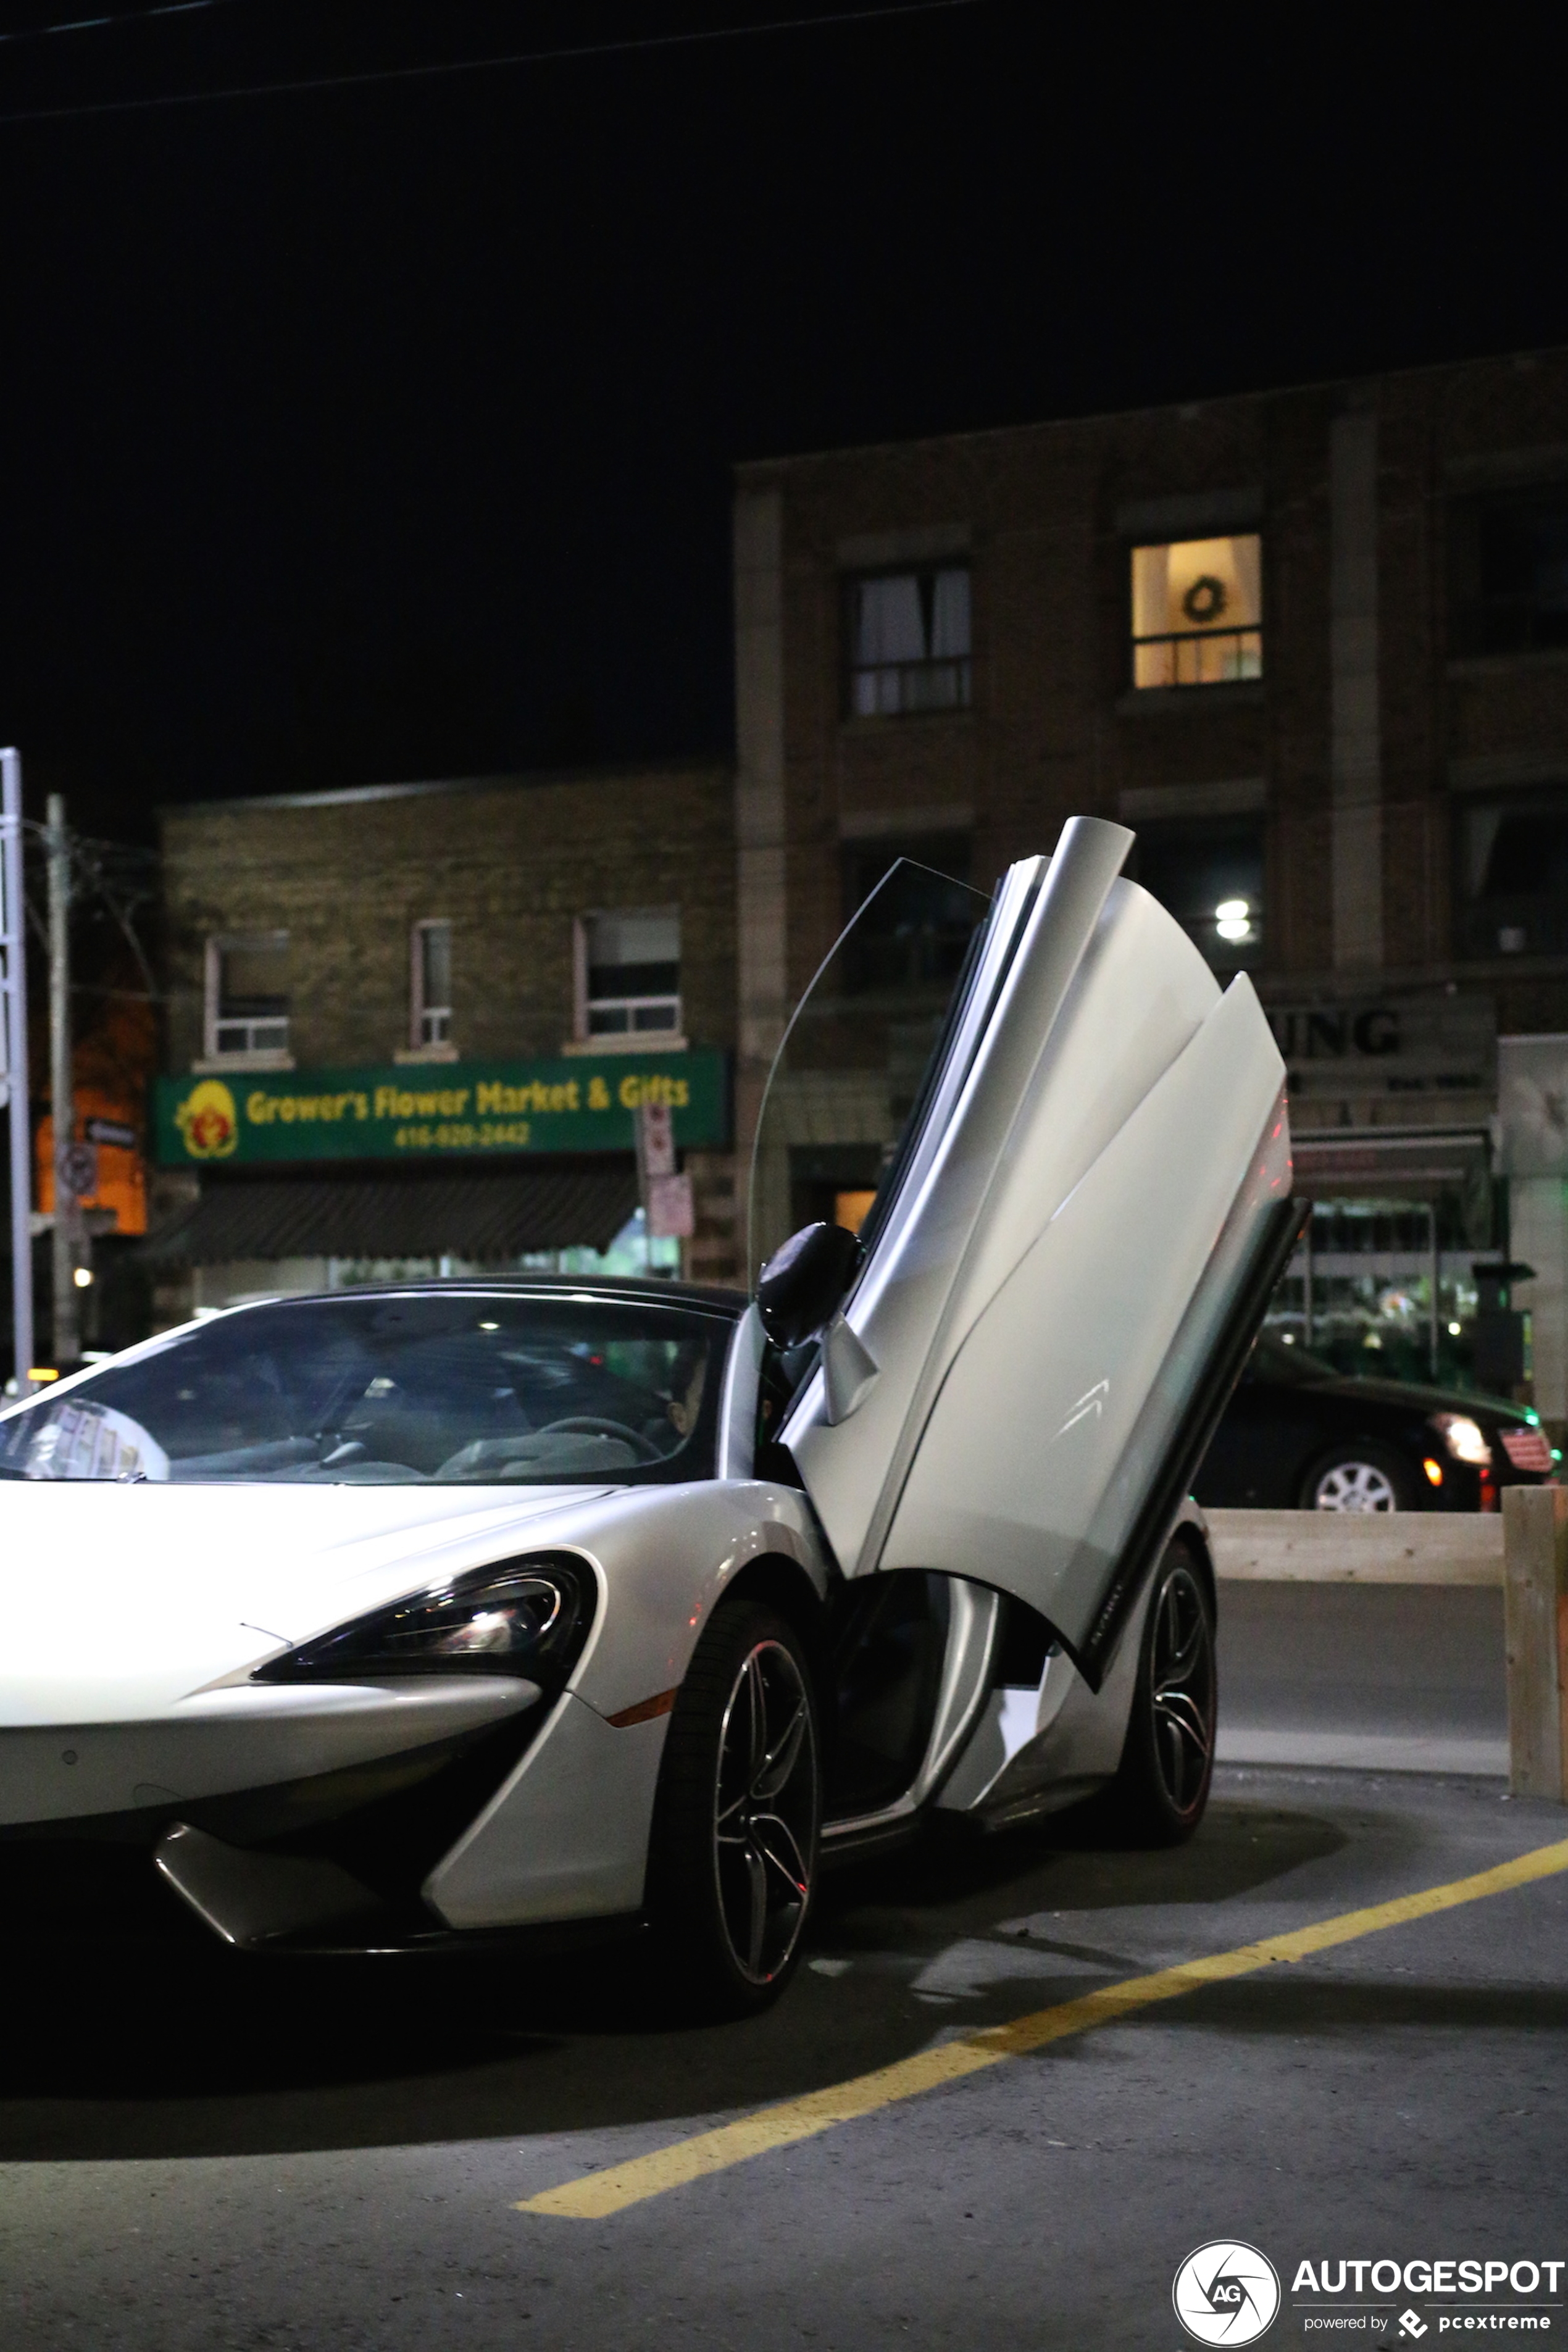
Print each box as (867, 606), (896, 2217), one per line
(1116, 681), (1265, 717)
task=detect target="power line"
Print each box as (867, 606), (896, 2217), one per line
(0, 0), (978, 127)
(0, 0), (246, 45)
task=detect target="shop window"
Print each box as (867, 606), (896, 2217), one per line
(411, 919), (453, 1049)
(1130, 535), (1262, 689)
(1449, 488), (1568, 657)
(578, 909), (682, 1040)
(846, 566), (972, 717)
(1458, 792), (1568, 958)
(1133, 819), (1264, 969)
(840, 835), (980, 996)
(204, 933), (290, 1061)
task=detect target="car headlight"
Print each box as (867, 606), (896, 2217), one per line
(253, 1552), (596, 1687)
(1430, 1412), (1492, 1469)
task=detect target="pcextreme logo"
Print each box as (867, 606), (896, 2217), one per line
(1174, 2241), (1283, 2345)
(173, 1077), (239, 1160)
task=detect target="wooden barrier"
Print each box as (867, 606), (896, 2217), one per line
(1207, 1508), (1502, 1586)
(1206, 1501), (1564, 1799)
(1502, 1485), (1568, 1801)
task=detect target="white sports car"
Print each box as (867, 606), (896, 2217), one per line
(0, 820), (1296, 2014)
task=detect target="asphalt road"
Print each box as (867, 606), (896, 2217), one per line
(2, 1749), (1565, 2352)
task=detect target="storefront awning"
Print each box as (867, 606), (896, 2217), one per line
(140, 1164), (641, 1267)
(1291, 1125), (1493, 1203)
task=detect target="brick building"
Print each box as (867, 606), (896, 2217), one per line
(148, 762), (739, 1312)
(732, 348), (1568, 1423)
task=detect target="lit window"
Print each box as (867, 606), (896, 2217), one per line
(1130, 535), (1262, 688)
(204, 933), (290, 1060)
(411, 919), (453, 1048)
(580, 910), (681, 1039)
(846, 566), (972, 717)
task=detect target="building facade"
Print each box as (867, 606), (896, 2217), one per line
(732, 348), (1568, 1425)
(149, 762), (740, 1314)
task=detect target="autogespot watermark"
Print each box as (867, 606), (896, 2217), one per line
(1293, 2259), (1565, 2335)
(1174, 2243), (1283, 2345)
(1174, 2248), (1565, 2342)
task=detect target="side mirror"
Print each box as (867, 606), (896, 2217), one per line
(756, 1222), (861, 1349)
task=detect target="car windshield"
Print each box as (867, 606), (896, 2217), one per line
(0, 1291), (735, 1485)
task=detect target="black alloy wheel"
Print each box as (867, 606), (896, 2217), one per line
(1100, 1540), (1217, 1845)
(648, 1598), (821, 2018)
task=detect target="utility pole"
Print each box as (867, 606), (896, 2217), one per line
(46, 792), (81, 1368)
(1, 748), (34, 1395)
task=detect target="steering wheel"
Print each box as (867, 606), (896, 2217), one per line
(534, 1414), (663, 1464)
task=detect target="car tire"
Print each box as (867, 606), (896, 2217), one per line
(646, 1597), (822, 2019)
(1299, 1441), (1419, 1513)
(1096, 1539), (1217, 1848)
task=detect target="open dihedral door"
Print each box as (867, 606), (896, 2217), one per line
(777, 815), (1297, 1688)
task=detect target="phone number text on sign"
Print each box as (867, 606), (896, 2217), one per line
(394, 1122), (534, 1151)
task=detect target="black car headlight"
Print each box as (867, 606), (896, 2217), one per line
(1429, 1411), (1493, 1469)
(252, 1551), (596, 1689)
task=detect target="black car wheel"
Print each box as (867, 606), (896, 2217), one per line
(1299, 1440), (1418, 1512)
(647, 1596), (821, 2019)
(1099, 1539), (1216, 1846)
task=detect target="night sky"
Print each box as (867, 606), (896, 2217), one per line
(0, 1), (1562, 837)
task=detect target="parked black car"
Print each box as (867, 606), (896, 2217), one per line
(1195, 1332), (1558, 1511)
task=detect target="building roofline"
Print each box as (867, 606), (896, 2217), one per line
(160, 756), (732, 821)
(732, 339), (1568, 481)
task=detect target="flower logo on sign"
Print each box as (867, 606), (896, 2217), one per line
(174, 1078), (240, 1160)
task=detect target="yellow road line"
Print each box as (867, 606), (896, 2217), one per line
(516, 1834), (1568, 2221)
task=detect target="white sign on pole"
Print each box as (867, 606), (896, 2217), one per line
(635, 1101), (690, 1240)
(647, 1171), (695, 1240)
(635, 1101), (677, 1181)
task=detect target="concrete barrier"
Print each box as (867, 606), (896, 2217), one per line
(1206, 1499), (1564, 1798)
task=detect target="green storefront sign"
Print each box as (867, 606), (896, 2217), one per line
(154, 1050), (729, 1167)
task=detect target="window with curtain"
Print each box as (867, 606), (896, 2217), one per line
(1130, 535), (1263, 688)
(206, 934), (290, 1058)
(581, 909), (682, 1037)
(846, 565), (972, 717)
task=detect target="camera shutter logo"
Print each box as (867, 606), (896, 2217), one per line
(1173, 2241), (1282, 2345)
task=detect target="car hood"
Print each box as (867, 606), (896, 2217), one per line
(1288, 1372), (1530, 1424)
(0, 1480), (617, 1724)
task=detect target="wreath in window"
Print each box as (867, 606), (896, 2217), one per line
(1181, 574), (1228, 626)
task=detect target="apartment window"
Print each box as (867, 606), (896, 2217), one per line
(580, 909), (682, 1038)
(1130, 535), (1262, 688)
(1458, 792), (1568, 958)
(204, 933), (290, 1060)
(1133, 820), (1264, 970)
(1449, 488), (1568, 657)
(840, 835), (980, 996)
(846, 566), (972, 717)
(411, 919), (453, 1048)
